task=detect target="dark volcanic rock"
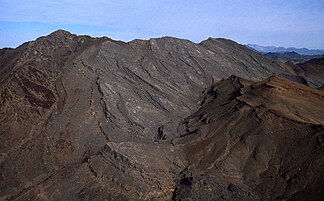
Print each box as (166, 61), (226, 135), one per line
(0, 30), (323, 200)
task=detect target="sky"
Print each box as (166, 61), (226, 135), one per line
(0, 0), (324, 49)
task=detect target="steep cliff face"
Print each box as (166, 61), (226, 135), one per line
(0, 30), (323, 200)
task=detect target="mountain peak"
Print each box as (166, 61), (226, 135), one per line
(47, 29), (74, 39)
(50, 29), (72, 35)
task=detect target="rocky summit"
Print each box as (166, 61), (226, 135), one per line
(0, 30), (323, 200)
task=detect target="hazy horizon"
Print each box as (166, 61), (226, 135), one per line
(1, 0), (324, 49)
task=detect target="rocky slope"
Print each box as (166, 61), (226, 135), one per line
(0, 30), (323, 200)
(174, 76), (324, 200)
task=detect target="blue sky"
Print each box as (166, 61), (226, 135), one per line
(0, 0), (324, 49)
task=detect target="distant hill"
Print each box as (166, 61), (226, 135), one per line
(264, 51), (324, 64)
(247, 44), (324, 55)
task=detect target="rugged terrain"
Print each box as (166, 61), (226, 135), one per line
(0, 30), (323, 200)
(174, 76), (324, 200)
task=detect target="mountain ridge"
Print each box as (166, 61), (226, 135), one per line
(247, 44), (324, 55)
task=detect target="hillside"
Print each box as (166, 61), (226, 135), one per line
(295, 58), (324, 88)
(174, 76), (324, 200)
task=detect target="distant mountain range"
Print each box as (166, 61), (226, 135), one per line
(247, 44), (324, 55)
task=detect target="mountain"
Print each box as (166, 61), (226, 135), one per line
(247, 44), (324, 55)
(0, 30), (323, 200)
(264, 51), (324, 64)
